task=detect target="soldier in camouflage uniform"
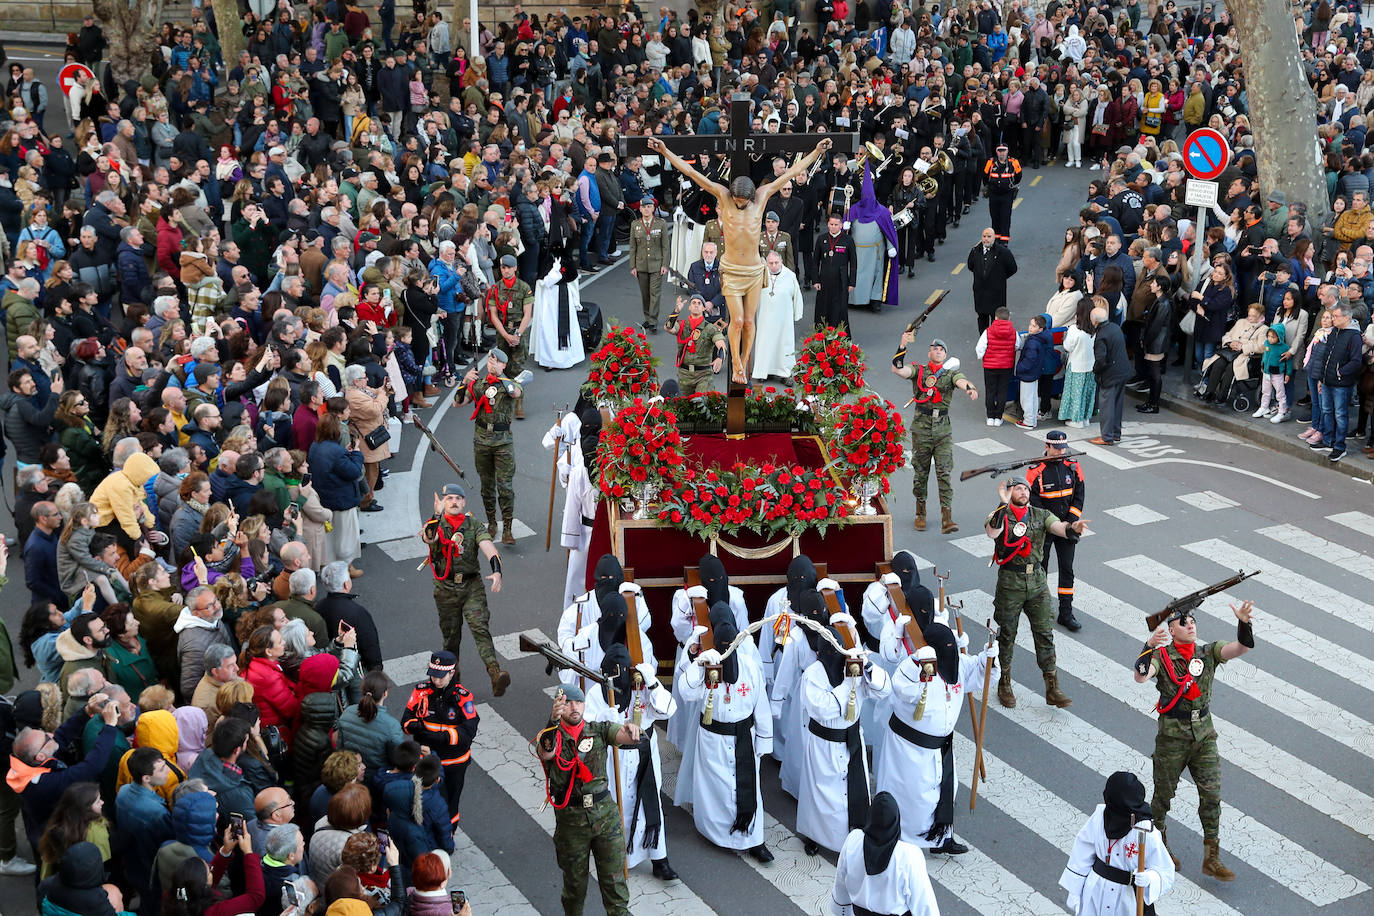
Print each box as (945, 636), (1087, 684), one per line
(664, 292), (726, 394)
(538, 682), (642, 916)
(484, 254), (533, 418)
(420, 483), (512, 697)
(891, 337), (979, 533)
(984, 478), (1089, 710)
(454, 348), (523, 544)
(1133, 599), (1255, 881)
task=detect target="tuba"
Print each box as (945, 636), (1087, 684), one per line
(927, 150), (953, 178)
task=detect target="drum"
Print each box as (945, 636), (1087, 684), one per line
(893, 208), (915, 228)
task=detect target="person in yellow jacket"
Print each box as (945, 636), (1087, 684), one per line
(90, 451), (165, 575)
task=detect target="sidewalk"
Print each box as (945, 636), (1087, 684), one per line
(1139, 367), (1374, 481)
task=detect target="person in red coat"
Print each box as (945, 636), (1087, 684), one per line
(241, 625), (300, 744)
(978, 306), (1018, 426)
(355, 284), (399, 328)
(156, 209), (186, 277)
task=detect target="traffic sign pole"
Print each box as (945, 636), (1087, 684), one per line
(1181, 128), (1230, 373)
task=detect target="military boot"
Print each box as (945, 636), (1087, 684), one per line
(1159, 827), (1180, 869)
(914, 499), (927, 531)
(1202, 839), (1234, 881)
(488, 663), (512, 697)
(487, 520), (499, 540)
(1043, 671), (1073, 707)
(997, 672), (1016, 708)
(941, 505), (958, 534)
(501, 520), (516, 545)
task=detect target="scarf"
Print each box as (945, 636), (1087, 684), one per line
(488, 277), (519, 326)
(427, 512), (466, 579)
(184, 496), (211, 515)
(6, 755), (52, 793)
(469, 375), (500, 419)
(913, 362), (945, 404)
(1155, 640), (1203, 714)
(548, 719), (594, 809)
(995, 504), (1034, 565)
(557, 279), (571, 349)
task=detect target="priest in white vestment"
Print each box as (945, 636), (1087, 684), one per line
(751, 251), (804, 380)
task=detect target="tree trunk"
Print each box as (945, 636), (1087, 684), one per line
(92, 0), (167, 87)
(213, 0), (247, 68)
(1227, 0), (1328, 225)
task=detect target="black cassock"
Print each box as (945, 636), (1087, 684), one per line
(813, 230), (857, 332)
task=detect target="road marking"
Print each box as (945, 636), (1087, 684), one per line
(1029, 175), (1043, 187)
(955, 590), (1370, 904)
(580, 252), (631, 288)
(1184, 538), (1374, 634)
(510, 518), (538, 539)
(365, 395), (460, 543)
(924, 289), (944, 305)
(955, 437), (1015, 456)
(951, 534), (994, 558)
(1256, 524), (1374, 584)
(376, 535), (429, 562)
(1176, 490), (1240, 511)
(451, 824), (541, 915)
(1132, 458), (1320, 498)
(1012, 197), (1024, 208)
(385, 651), (432, 687)
(471, 703), (718, 915)
(951, 263), (965, 275)
(1104, 558), (1374, 758)
(1102, 504), (1168, 525)
(491, 628), (554, 661)
(1328, 510), (1374, 538)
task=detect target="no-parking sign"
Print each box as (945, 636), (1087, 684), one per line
(57, 62), (94, 96)
(1183, 128), (1230, 182)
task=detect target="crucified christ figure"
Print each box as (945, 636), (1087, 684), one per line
(648, 135), (833, 384)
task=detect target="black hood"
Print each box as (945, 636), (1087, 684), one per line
(1103, 771), (1152, 840)
(659, 378), (680, 398)
(817, 624), (848, 688)
(593, 553), (624, 604)
(597, 593), (629, 650)
(699, 554), (729, 605)
(794, 589), (827, 653)
(579, 407), (603, 471)
(786, 554), (819, 606)
(863, 792), (902, 875)
(601, 643), (634, 712)
(923, 623), (960, 685)
(890, 550), (919, 591)
(904, 582), (936, 632)
(709, 600), (740, 684)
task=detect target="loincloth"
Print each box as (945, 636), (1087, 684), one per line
(720, 259), (769, 297)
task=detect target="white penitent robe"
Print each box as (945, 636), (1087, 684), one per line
(796, 662), (891, 852)
(542, 414), (595, 608)
(532, 265), (586, 369)
(556, 584), (654, 690)
(1059, 806), (1176, 914)
(770, 628), (817, 789)
(827, 828), (941, 916)
(751, 265), (804, 380)
(675, 648), (772, 850)
(665, 585), (749, 758)
(584, 659), (676, 869)
(670, 208), (707, 278)
(875, 632), (996, 847)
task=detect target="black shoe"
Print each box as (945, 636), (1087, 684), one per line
(926, 253), (936, 262)
(749, 844), (774, 863)
(1058, 610), (1083, 632)
(360, 502), (385, 512)
(963, 205), (971, 214)
(1329, 448), (1346, 462)
(1136, 403), (1159, 413)
(937, 237), (945, 245)
(372, 476), (384, 492)
(951, 218), (960, 228)
(802, 839), (820, 856)
(933, 838), (969, 855)
(651, 858), (679, 881)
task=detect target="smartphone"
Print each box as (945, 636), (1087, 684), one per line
(377, 829), (390, 855)
(339, 620), (355, 638)
(50, 368), (60, 382)
(229, 812), (245, 839)
(451, 890), (468, 908)
(284, 882), (299, 906)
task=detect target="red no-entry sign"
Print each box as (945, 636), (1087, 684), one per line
(1183, 128), (1230, 182)
(57, 63), (95, 96)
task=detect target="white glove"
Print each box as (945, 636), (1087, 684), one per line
(843, 220), (851, 230)
(894, 614), (912, 630)
(1133, 869), (1154, 888)
(635, 661), (658, 687)
(817, 577), (841, 592)
(689, 624), (708, 646)
(686, 585), (708, 600)
(879, 572), (900, 586)
(956, 631), (970, 650)
(618, 582), (643, 596)
(698, 648), (723, 666)
(887, 246), (897, 258)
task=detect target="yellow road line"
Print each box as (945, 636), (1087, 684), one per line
(951, 263), (965, 275)
(925, 290), (944, 305)
(1013, 197), (1024, 208)
(1030, 175), (1043, 187)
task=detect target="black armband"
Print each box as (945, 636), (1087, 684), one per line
(489, 554), (502, 575)
(1237, 620), (1254, 649)
(1063, 524), (1082, 543)
(1133, 644), (1153, 677)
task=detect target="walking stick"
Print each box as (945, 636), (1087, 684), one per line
(938, 569), (985, 781)
(606, 681), (629, 879)
(1134, 817), (1152, 916)
(969, 618), (996, 811)
(545, 404), (568, 551)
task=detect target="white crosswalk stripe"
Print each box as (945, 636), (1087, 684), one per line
(1102, 503), (1168, 525)
(1183, 538), (1374, 636)
(450, 825), (540, 915)
(955, 588), (1372, 905)
(1327, 510), (1374, 537)
(1104, 557), (1374, 758)
(1255, 523), (1374, 585)
(1175, 491), (1240, 511)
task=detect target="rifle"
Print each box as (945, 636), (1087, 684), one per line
(1144, 569), (1260, 631)
(892, 289), (950, 368)
(684, 567), (721, 724)
(413, 414), (468, 479)
(519, 633), (609, 687)
(936, 568), (985, 782)
(875, 562), (927, 655)
(959, 449), (1086, 482)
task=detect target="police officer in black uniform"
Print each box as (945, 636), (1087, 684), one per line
(402, 650), (481, 824)
(1025, 430), (1085, 632)
(982, 143), (1022, 242)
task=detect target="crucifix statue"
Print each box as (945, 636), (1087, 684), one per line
(622, 97), (859, 391)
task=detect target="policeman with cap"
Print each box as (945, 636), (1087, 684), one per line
(982, 143), (1022, 242)
(402, 649), (481, 823)
(484, 253), (534, 418)
(420, 482), (512, 697)
(1027, 429), (1086, 632)
(629, 195), (670, 332)
(537, 680), (642, 915)
(665, 290), (726, 394)
(455, 348), (524, 545)
(985, 476), (1089, 709)
(759, 210), (795, 273)
(892, 336), (977, 533)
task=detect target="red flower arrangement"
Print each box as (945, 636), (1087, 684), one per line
(655, 462), (850, 540)
(795, 327), (866, 402)
(582, 323), (658, 407)
(829, 395), (907, 492)
(595, 398), (686, 498)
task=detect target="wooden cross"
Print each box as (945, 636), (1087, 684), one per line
(618, 96), (861, 181)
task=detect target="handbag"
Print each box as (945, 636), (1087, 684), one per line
(363, 424), (391, 450)
(1143, 113), (1162, 130)
(1091, 122), (1110, 136)
(1178, 309), (1196, 335)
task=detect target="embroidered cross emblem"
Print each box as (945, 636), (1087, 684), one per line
(735, 683), (751, 698)
(1124, 842), (1139, 860)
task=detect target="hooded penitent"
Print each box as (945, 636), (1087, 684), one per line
(597, 592), (629, 651)
(1102, 770), (1153, 840)
(890, 550), (918, 591)
(699, 554), (729, 606)
(786, 554), (819, 606)
(847, 161), (900, 305)
(593, 554), (624, 603)
(708, 600), (740, 685)
(794, 589), (828, 653)
(920, 622), (960, 843)
(862, 792), (902, 875)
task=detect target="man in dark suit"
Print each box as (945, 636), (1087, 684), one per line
(1091, 306), (1132, 446)
(812, 213), (857, 331)
(967, 227), (1018, 332)
(687, 240), (728, 317)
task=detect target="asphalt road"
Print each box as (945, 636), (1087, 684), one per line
(1, 48), (1370, 914)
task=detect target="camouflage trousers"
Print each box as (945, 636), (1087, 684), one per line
(553, 796), (629, 916)
(434, 576), (498, 675)
(474, 439), (515, 524)
(910, 414), (954, 508)
(1151, 720), (1222, 839)
(678, 365), (716, 395)
(505, 336), (530, 377)
(993, 565), (1057, 676)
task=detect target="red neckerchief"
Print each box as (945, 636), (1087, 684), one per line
(547, 719), (595, 809)
(469, 375), (500, 419)
(1155, 641), (1202, 713)
(913, 362), (945, 405)
(676, 315), (704, 366)
(995, 503), (1033, 565)
(427, 512), (466, 579)
(486, 278), (519, 325)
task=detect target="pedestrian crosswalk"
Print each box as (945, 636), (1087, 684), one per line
(413, 508), (1374, 915)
